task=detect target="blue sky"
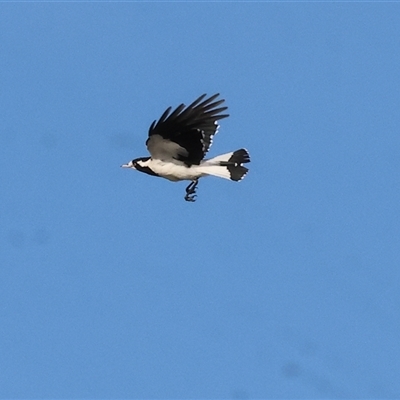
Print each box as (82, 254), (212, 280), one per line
(1, 3), (400, 399)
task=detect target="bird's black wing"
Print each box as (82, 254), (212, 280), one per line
(146, 93), (229, 165)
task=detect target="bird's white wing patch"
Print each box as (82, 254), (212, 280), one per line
(146, 134), (188, 161)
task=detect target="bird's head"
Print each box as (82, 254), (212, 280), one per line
(121, 157), (150, 170)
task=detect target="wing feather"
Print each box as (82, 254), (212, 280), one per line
(147, 94), (229, 165)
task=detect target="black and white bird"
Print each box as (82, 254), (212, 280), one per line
(121, 93), (250, 202)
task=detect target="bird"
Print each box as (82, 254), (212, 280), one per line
(121, 93), (250, 202)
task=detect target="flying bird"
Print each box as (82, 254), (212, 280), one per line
(121, 93), (250, 202)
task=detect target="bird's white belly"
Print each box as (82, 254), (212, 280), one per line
(150, 160), (203, 182)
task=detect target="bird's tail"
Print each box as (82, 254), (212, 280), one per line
(199, 148), (250, 181)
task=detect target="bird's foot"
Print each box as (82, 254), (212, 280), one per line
(184, 193), (197, 202)
(184, 179), (199, 202)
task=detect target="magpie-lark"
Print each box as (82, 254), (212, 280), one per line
(122, 93), (250, 202)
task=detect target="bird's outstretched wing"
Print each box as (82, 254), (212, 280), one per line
(146, 93), (229, 166)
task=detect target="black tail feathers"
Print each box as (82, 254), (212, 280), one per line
(220, 148), (250, 181)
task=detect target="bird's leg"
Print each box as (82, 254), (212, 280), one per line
(184, 179), (199, 202)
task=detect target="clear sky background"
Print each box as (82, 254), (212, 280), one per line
(1, 3), (400, 399)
